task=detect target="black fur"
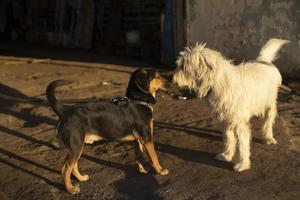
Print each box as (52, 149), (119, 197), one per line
(126, 69), (157, 104)
(46, 79), (72, 118)
(46, 68), (171, 194)
(56, 100), (153, 151)
(46, 68), (166, 151)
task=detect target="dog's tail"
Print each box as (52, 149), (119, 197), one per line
(257, 38), (289, 63)
(46, 80), (72, 118)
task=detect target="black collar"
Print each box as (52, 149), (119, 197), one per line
(131, 100), (152, 107)
(126, 96), (154, 108)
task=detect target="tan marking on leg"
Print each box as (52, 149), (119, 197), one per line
(71, 146), (89, 181)
(133, 137), (148, 174)
(72, 161), (89, 181)
(150, 119), (154, 138)
(144, 142), (169, 175)
(62, 161), (80, 194)
(136, 160), (148, 174)
(137, 139), (144, 153)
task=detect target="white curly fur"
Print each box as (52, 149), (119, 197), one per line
(173, 38), (289, 172)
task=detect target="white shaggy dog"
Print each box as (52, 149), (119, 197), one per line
(173, 38), (289, 172)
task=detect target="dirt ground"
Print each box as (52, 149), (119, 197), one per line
(0, 45), (299, 200)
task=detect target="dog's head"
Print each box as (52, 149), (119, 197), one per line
(126, 68), (170, 104)
(173, 44), (207, 88)
(172, 43), (224, 98)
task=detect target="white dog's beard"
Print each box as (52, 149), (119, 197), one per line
(173, 71), (212, 99)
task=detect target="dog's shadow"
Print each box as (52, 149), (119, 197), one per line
(83, 142), (164, 199)
(154, 121), (264, 171)
(155, 142), (233, 171)
(0, 83), (41, 107)
(114, 171), (163, 200)
(0, 126), (163, 197)
(155, 121), (263, 143)
(154, 121), (232, 171)
(88, 158), (164, 200)
(155, 121), (223, 141)
(0, 147), (65, 191)
(0, 83), (57, 127)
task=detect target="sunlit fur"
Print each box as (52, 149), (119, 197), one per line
(173, 38), (289, 172)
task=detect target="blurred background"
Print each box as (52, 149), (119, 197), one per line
(0, 0), (299, 77)
(0, 1), (299, 199)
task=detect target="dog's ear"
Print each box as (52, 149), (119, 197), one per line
(126, 69), (156, 104)
(134, 70), (150, 94)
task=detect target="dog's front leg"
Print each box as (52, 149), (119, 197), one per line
(134, 140), (148, 174)
(144, 142), (169, 175)
(139, 120), (168, 175)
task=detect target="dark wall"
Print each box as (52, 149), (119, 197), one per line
(185, 0), (300, 78)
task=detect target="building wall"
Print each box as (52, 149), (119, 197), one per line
(186, 0), (300, 78)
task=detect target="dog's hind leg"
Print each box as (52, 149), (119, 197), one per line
(61, 151), (81, 194)
(262, 105), (277, 145)
(61, 130), (86, 194)
(234, 123), (251, 172)
(72, 145), (89, 181)
(134, 140), (148, 174)
(216, 126), (236, 162)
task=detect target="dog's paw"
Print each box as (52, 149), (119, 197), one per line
(265, 138), (277, 145)
(158, 168), (169, 176)
(80, 174), (89, 181)
(74, 174), (89, 181)
(69, 184), (81, 194)
(137, 163), (148, 174)
(233, 162), (250, 172)
(215, 153), (232, 161)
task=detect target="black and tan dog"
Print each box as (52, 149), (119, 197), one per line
(46, 68), (169, 194)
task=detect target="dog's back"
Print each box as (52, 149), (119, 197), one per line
(234, 39), (288, 116)
(205, 39), (288, 119)
(235, 62), (281, 116)
(59, 101), (151, 140)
